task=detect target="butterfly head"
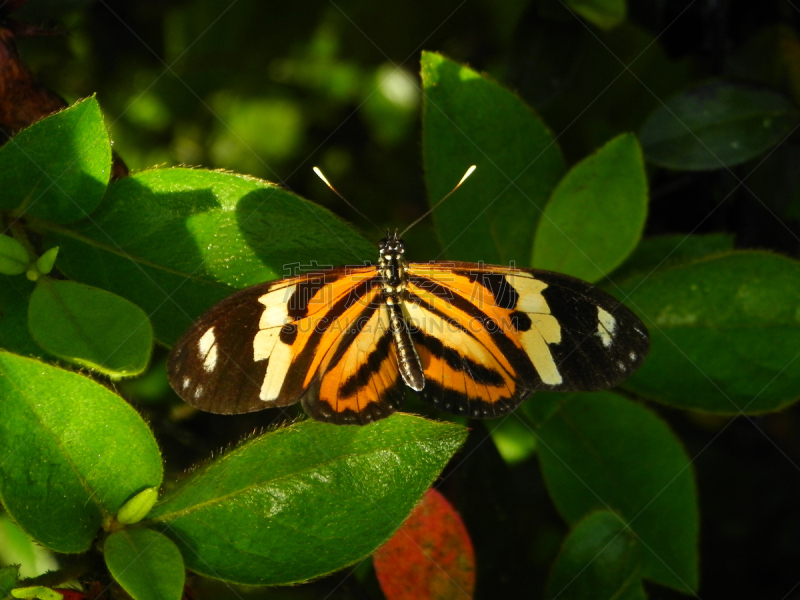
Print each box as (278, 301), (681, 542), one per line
(379, 230), (405, 259)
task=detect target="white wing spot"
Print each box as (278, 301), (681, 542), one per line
(617, 361), (625, 371)
(204, 345), (218, 372)
(182, 377), (190, 390)
(504, 275), (563, 385)
(194, 385), (205, 398)
(258, 288), (291, 328)
(596, 307), (617, 348)
(198, 327), (218, 372)
(629, 352), (637, 361)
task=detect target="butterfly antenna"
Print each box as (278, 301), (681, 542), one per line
(400, 165), (476, 237)
(313, 167), (383, 234)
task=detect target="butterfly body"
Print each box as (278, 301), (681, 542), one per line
(168, 234), (650, 425)
(378, 232), (424, 392)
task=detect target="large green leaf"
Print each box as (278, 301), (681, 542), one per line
(546, 511), (646, 600)
(40, 168), (375, 346)
(607, 233), (735, 283)
(28, 279), (153, 378)
(532, 133), (647, 282)
(147, 415), (467, 585)
(0, 97), (111, 223)
(0, 352), (163, 553)
(537, 392), (698, 593)
(421, 51), (565, 264)
(640, 81), (800, 170)
(619, 251), (800, 413)
(104, 529), (185, 600)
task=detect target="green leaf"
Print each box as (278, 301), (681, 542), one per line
(0, 515), (57, 579)
(10, 586), (62, 600)
(537, 392), (698, 592)
(41, 167), (374, 346)
(34, 247), (59, 276)
(640, 81), (800, 170)
(104, 529), (185, 600)
(0, 276), (42, 358)
(565, 0), (626, 30)
(0, 236), (30, 276)
(607, 233), (735, 283)
(486, 416), (537, 465)
(117, 487), (159, 525)
(147, 414), (467, 585)
(0, 97), (111, 223)
(532, 133), (648, 282)
(28, 278), (153, 378)
(0, 351), (163, 553)
(421, 51), (565, 264)
(0, 566), (19, 599)
(618, 251), (800, 413)
(546, 511), (646, 600)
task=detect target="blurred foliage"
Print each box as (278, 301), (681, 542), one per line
(2, 0), (800, 599)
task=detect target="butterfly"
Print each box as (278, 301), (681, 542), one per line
(167, 169), (650, 425)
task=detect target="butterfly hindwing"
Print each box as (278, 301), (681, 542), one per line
(301, 295), (405, 424)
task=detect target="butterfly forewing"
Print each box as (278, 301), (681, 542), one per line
(167, 266), (406, 424)
(167, 280), (296, 414)
(526, 270), (650, 391)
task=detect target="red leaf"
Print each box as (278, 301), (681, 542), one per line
(53, 590), (87, 600)
(373, 488), (475, 599)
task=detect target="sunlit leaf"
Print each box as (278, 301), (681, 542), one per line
(28, 279), (153, 377)
(41, 167), (374, 346)
(0, 96), (111, 223)
(533, 133), (647, 282)
(105, 529), (184, 600)
(147, 415), (466, 585)
(421, 51), (565, 264)
(0, 352), (163, 553)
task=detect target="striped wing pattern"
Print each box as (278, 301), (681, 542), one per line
(167, 266), (405, 424)
(405, 263), (649, 418)
(168, 262), (649, 425)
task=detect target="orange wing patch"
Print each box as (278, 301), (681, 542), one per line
(300, 294), (404, 424)
(404, 263), (577, 417)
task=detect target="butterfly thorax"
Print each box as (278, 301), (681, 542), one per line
(378, 233), (424, 392)
(378, 232), (407, 291)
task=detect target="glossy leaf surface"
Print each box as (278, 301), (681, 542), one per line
(0, 352), (163, 553)
(148, 415), (467, 585)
